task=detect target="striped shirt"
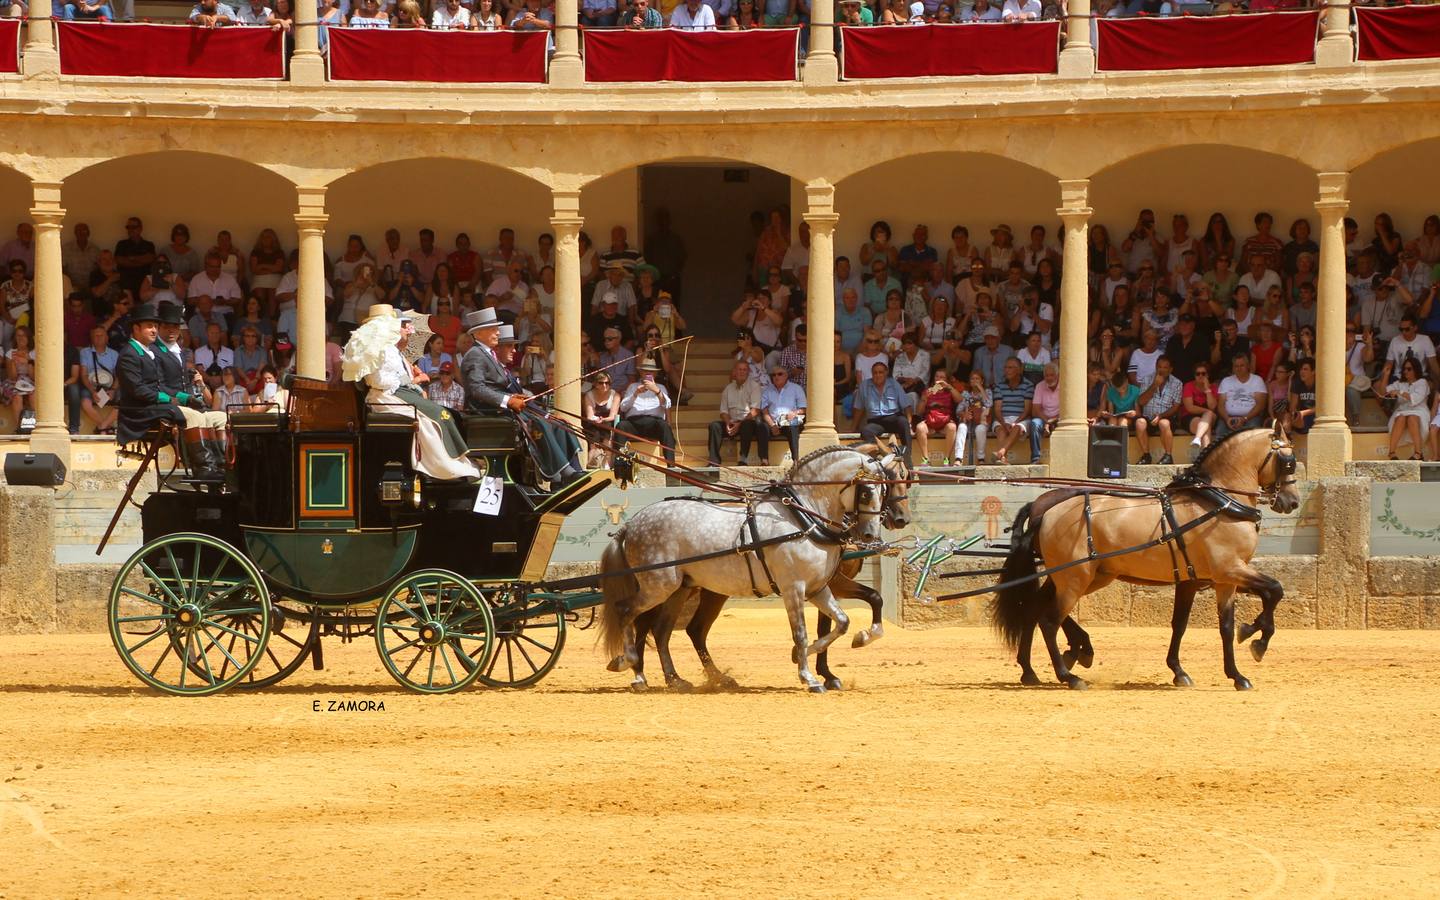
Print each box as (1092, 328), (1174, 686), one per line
(992, 379), (1034, 420)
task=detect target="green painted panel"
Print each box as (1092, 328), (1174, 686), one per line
(306, 450), (350, 512)
(244, 528), (417, 601)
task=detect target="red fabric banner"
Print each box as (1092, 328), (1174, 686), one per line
(56, 22), (284, 78)
(1357, 6), (1440, 61)
(1097, 11), (1320, 71)
(840, 22), (1059, 79)
(0, 19), (18, 75)
(583, 28), (798, 83)
(328, 28), (549, 83)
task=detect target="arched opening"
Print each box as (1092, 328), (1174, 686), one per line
(1350, 140), (1440, 261)
(0, 165), (31, 276)
(65, 152), (297, 271)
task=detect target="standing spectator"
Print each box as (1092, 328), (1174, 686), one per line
(407, 229), (445, 285)
(991, 357), (1041, 465)
(1135, 355), (1183, 464)
(1200, 212), (1236, 273)
(447, 233), (480, 291)
(189, 252), (244, 318)
(235, 0), (276, 25)
(598, 226), (643, 280)
(971, 325), (1014, 391)
(1240, 212), (1284, 274)
(1371, 212), (1403, 274)
(189, 0), (237, 25)
(582, 0), (618, 25)
(913, 369), (960, 466)
(752, 209), (789, 284)
(114, 217), (156, 296)
(63, 294), (96, 351)
(590, 263), (638, 315)
(1282, 218), (1319, 279)
(1216, 353), (1267, 436)
(334, 234), (375, 287)
(376, 229), (407, 275)
(62, 223), (101, 291)
(897, 225), (937, 284)
(780, 220), (809, 288)
(432, 0), (469, 26)
(851, 360), (912, 455)
(709, 361), (763, 465)
(670, 0), (716, 26)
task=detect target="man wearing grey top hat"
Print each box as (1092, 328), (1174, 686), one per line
(461, 309), (585, 485)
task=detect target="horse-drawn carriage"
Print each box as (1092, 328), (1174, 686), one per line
(105, 376), (613, 696)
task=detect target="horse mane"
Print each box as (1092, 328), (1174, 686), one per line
(787, 444), (861, 480)
(1172, 426), (1265, 486)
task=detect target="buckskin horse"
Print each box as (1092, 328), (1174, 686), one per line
(992, 424), (1300, 690)
(598, 445), (902, 693)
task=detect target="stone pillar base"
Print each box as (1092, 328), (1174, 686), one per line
(802, 54), (839, 86)
(289, 53), (327, 86)
(549, 56), (584, 88)
(1047, 425), (1090, 478)
(1304, 426), (1351, 477)
(1314, 34), (1355, 69)
(0, 486), (57, 634)
(1057, 46), (1095, 79)
(22, 47), (60, 78)
(797, 424), (840, 455)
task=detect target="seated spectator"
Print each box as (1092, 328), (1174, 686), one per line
(214, 366), (250, 414)
(891, 333), (931, 409)
(62, 0), (116, 22)
(838, 0), (871, 22)
(732, 288), (783, 353)
(1, 259), (32, 345)
(79, 325), (119, 434)
(1086, 362), (1107, 421)
(971, 325), (1014, 391)
(187, 296), (227, 351)
(637, 289), (686, 344)
(590, 263), (638, 317)
(709, 361), (764, 466)
(474, 0), (503, 28)
(447, 234), (480, 291)
(348, 0), (390, 26)
(516, 294), (553, 351)
(189, 251), (244, 318)
(1216, 352), (1267, 436)
(589, 297), (635, 350)
(391, 0), (428, 25)
(4, 326), (35, 432)
(189, 0), (237, 26)
(914, 370), (960, 466)
(597, 327), (636, 392)
(954, 370), (991, 465)
(1251, 321), (1287, 383)
(429, 0), (469, 27)
(617, 361), (675, 465)
(774, 325), (807, 386)
(233, 326), (271, 396)
(1385, 358), (1429, 461)
(231, 295), (274, 349)
(388, 260), (426, 313)
(511, 0), (556, 31)
(64, 294), (96, 352)
(833, 332), (854, 411)
(582, 0), (618, 26)
(417, 334), (453, 378)
(1379, 315), (1439, 388)
(62, 223), (101, 291)
(1181, 363), (1218, 450)
(965, 292), (1003, 350)
(851, 360), (913, 455)
(759, 0), (798, 28)
(930, 330), (971, 383)
(1031, 362), (1060, 437)
(1127, 328), (1164, 386)
(671, 0), (717, 27)
(991, 357), (1041, 465)
(427, 362), (465, 412)
(761, 365), (806, 463)
(582, 373), (621, 468)
(836, 288), (870, 354)
(1429, 390), (1440, 463)
(194, 324), (236, 390)
(1267, 360), (1293, 429)
(1135, 355), (1183, 465)
(1015, 331), (1050, 385)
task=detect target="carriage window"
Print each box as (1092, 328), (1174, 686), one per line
(301, 444), (354, 519)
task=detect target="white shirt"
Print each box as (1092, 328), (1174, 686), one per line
(1237, 269), (1282, 301)
(718, 378), (761, 420)
(235, 3), (273, 23)
(432, 4), (470, 26)
(1001, 0), (1040, 20)
(781, 241), (809, 280)
(1218, 372), (1265, 417)
(1127, 346), (1163, 386)
(185, 271), (243, 315)
(276, 269), (334, 312)
(891, 349), (931, 384)
(376, 244), (409, 272)
(1385, 333), (1437, 370)
(621, 380), (671, 417)
(668, 1), (716, 27)
(194, 345), (236, 373)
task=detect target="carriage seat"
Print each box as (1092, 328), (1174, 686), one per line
(114, 421), (181, 461)
(363, 407), (418, 432)
(229, 411), (287, 433)
(464, 413), (521, 453)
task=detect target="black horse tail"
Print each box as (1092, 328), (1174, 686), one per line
(597, 528), (637, 662)
(990, 503), (1045, 650)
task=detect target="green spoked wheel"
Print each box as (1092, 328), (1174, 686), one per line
(478, 594), (567, 689)
(227, 599), (321, 690)
(374, 570), (495, 694)
(108, 533), (271, 696)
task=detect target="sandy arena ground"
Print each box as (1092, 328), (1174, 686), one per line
(2, 610), (1438, 898)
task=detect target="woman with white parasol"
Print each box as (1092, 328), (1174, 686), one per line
(342, 304), (478, 481)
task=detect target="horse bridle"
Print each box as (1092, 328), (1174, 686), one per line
(1259, 437), (1298, 505)
(844, 455), (899, 530)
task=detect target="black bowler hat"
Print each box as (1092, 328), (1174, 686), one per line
(131, 303), (161, 323)
(157, 303), (185, 326)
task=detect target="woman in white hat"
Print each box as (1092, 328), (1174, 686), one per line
(342, 303), (478, 481)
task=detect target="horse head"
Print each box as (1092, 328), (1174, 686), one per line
(789, 445), (891, 541)
(1264, 421), (1301, 514)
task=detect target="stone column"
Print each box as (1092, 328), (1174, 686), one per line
(550, 0), (583, 87)
(1057, 0), (1094, 79)
(1309, 172), (1351, 477)
(550, 189), (584, 427)
(294, 186), (329, 382)
(803, 0), (839, 85)
(799, 180), (839, 453)
(1048, 179), (1092, 478)
(290, 0), (326, 85)
(22, 0), (60, 77)
(28, 181), (70, 466)
(1315, 0), (1354, 69)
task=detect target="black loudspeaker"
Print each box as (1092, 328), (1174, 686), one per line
(4, 452), (67, 487)
(1087, 425), (1129, 480)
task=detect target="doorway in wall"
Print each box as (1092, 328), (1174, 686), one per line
(639, 164), (793, 338)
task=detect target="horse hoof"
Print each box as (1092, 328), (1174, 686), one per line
(807, 683), (828, 694)
(1020, 671), (1042, 686)
(1066, 675), (1090, 691)
(1249, 642), (1267, 663)
(668, 678), (694, 693)
(1237, 622), (1258, 642)
(709, 675), (740, 690)
(607, 654), (631, 673)
(1077, 650), (1095, 669)
(1172, 672), (1194, 687)
(1233, 677), (1253, 691)
(628, 680), (648, 693)
(851, 631), (871, 649)
(823, 676), (844, 691)
(1061, 649), (1077, 668)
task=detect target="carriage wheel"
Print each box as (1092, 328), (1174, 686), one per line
(227, 599), (321, 690)
(478, 595), (567, 689)
(374, 570), (495, 694)
(108, 533), (271, 696)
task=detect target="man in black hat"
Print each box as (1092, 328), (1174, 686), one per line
(116, 303), (225, 482)
(157, 302), (230, 440)
(461, 310), (585, 485)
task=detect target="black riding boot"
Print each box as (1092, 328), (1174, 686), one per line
(183, 427), (224, 483)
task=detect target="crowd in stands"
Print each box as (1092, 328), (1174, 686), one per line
(4, 205), (1440, 465)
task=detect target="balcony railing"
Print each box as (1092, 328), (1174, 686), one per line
(10, 7), (1440, 84)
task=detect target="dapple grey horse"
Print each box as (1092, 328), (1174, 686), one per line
(598, 445), (896, 693)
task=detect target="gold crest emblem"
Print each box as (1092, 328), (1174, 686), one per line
(321, 538), (334, 556)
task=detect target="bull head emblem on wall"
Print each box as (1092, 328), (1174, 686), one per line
(602, 496), (629, 525)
